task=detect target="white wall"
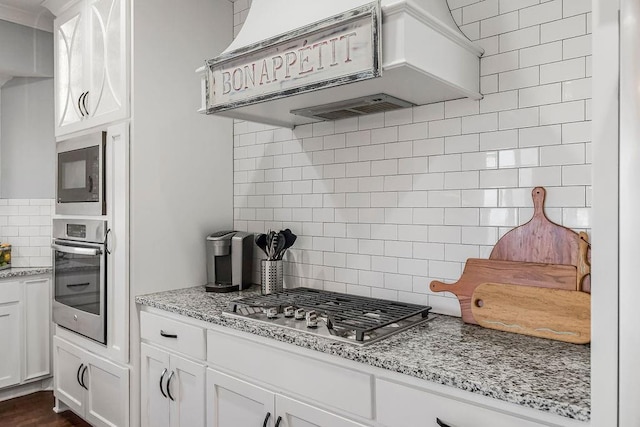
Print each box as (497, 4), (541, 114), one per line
(0, 77), (55, 199)
(0, 19), (53, 77)
(232, 0), (592, 315)
(0, 198), (53, 267)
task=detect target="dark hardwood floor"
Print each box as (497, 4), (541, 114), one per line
(0, 391), (92, 427)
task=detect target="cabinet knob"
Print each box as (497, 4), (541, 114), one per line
(262, 412), (271, 427)
(159, 368), (168, 398)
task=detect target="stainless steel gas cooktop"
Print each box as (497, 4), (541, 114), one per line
(223, 287), (434, 346)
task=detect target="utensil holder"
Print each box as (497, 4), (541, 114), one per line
(261, 259), (283, 294)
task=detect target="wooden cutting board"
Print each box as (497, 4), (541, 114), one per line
(471, 283), (591, 344)
(430, 259), (578, 324)
(490, 187), (583, 265)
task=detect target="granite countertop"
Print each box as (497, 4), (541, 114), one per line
(136, 285), (590, 422)
(0, 267), (52, 279)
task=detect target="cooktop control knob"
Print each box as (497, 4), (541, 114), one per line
(266, 307), (278, 319)
(294, 308), (306, 320)
(284, 306), (295, 318)
(306, 310), (318, 328)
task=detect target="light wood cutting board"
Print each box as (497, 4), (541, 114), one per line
(471, 283), (591, 344)
(430, 259), (578, 324)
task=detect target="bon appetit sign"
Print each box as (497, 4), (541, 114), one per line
(205, 2), (381, 112)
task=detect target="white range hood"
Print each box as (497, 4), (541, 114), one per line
(200, 0), (483, 128)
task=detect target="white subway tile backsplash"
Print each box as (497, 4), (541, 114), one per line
(481, 11), (518, 38)
(480, 169), (519, 188)
(480, 91), (518, 113)
(499, 67), (540, 91)
(499, 26), (540, 52)
(462, 113), (499, 134)
(499, 0), (539, 14)
(463, 0), (498, 24)
(563, 0), (591, 17)
(519, 83), (562, 108)
(499, 107), (539, 129)
(413, 103), (445, 122)
(539, 100), (585, 125)
(445, 98), (480, 118)
(429, 118), (462, 138)
(481, 51), (519, 76)
(519, 125), (562, 147)
(540, 143), (585, 165)
(541, 15), (586, 43)
(233, 4), (591, 314)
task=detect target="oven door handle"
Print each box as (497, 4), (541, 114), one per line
(52, 243), (102, 256)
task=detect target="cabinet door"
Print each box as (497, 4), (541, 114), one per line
(206, 368), (275, 427)
(141, 343), (170, 427)
(53, 336), (85, 416)
(86, 0), (128, 126)
(54, 1), (87, 131)
(84, 350), (130, 427)
(169, 353), (206, 427)
(275, 395), (369, 427)
(0, 303), (21, 388)
(23, 278), (51, 381)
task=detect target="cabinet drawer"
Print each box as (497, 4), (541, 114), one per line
(0, 281), (20, 304)
(376, 379), (546, 427)
(140, 311), (205, 360)
(207, 329), (373, 419)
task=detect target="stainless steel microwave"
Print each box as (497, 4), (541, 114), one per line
(56, 132), (106, 216)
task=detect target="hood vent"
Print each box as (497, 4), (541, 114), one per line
(200, 0), (483, 128)
(291, 94), (414, 121)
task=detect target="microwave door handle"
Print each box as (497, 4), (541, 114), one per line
(51, 244), (102, 256)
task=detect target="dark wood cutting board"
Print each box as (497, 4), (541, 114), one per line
(430, 259), (578, 324)
(490, 187), (581, 265)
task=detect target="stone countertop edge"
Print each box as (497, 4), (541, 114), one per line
(0, 267), (52, 279)
(135, 285), (590, 422)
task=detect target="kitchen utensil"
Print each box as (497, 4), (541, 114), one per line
(269, 231), (278, 259)
(275, 231), (286, 260)
(577, 232), (591, 291)
(255, 233), (268, 257)
(489, 187), (583, 266)
(471, 282), (591, 344)
(430, 259), (579, 324)
(283, 228), (297, 250)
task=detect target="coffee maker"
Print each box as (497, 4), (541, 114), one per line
(205, 231), (253, 293)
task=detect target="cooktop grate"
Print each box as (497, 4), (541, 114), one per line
(227, 287), (432, 342)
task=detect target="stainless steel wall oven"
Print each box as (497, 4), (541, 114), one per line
(52, 218), (108, 344)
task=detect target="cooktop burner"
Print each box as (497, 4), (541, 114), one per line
(223, 287), (434, 346)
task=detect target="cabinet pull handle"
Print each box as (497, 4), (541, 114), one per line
(436, 418), (452, 427)
(159, 368), (167, 398)
(82, 91), (89, 116)
(76, 363), (84, 387)
(262, 412), (271, 427)
(275, 416), (282, 427)
(81, 366), (88, 390)
(166, 370), (175, 401)
(78, 93), (85, 117)
(160, 330), (178, 338)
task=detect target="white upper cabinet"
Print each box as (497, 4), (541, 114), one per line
(54, 0), (128, 137)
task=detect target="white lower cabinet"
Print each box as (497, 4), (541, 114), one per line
(53, 336), (129, 427)
(0, 277), (51, 391)
(0, 299), (21, 388)
(141, 343), (206, 427)
(206, 368), (366, 427)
